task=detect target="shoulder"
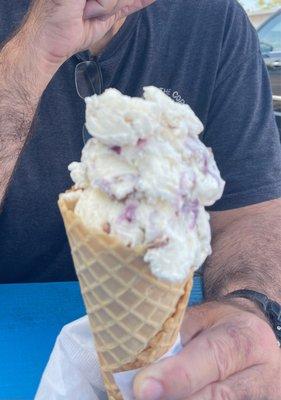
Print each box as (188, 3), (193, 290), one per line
(150, 0), (248, 23)
(147, 0), (255, 49)
(147, 0), (257, 55)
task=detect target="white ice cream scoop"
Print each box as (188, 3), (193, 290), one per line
(68, 87), (225, 282)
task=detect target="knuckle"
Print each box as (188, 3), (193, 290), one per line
(49, 0), (62, 6)
(206, 336), (231, 380)
(174, 362), (193, 395)
(187, 303), (212, 325)
(251, 317), (277, 347)
(210, 383), (235, 400)
(100, 0), (118, 13)
(248, 313), (268, 335)
(206, 321), (260, 379)
(246, 315), (278, 360)
(225, 322), (255, 360)
(181, 368), (193, 395)
(154, 355), (194, 397)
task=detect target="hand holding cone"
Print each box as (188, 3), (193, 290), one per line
(58, 193), (193, 399)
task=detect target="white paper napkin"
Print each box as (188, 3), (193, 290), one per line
(35, 316), (107, 400)
(35, 316), (182, 400)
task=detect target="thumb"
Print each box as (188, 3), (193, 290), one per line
(132, 302), (219, 400)
(84, 0), (155, 19)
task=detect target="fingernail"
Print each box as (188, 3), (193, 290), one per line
(137, 378), (164, 400)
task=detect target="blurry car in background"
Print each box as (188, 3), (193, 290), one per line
(257, 8), (281, 135)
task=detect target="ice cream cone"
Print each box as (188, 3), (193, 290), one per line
(58, 192), (194, 400)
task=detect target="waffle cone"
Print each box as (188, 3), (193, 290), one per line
(58, 192), (194, 399)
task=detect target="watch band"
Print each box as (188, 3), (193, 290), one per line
(225, 289), (281, 345)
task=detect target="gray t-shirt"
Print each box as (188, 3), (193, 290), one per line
(0, 0), (281, 282)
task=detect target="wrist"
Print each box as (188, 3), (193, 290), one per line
(222, 296), (268, 322)
(19, 16), (69, 68)
(205, 284), (269, 321)
(3, 29), (61, 97)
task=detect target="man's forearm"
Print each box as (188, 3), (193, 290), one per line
(0, 31), (57, 207)
(204, 199), (281, 302)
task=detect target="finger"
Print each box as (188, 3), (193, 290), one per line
(84, 0), (119, 19)
(134, 317), (272, 400)
(180, 303), (216, 345)
(84, 0), (136, 19)
(41, 0), (86, 6)
(32, 0), (87, 19)
(181, 301), (243, 345)
(84, 0), (154, 19)
(186, 365), (266, 400)
(82, 13), (117, 44)
(118, 0), (155, 18)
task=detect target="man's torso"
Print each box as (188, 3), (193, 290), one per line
(1, 0), (280, 282)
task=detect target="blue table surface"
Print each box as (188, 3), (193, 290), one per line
(0, 277), (203, 400)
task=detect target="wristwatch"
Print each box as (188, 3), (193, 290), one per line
(225, 289), (281, 346)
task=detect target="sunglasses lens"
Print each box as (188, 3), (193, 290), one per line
(75, 60), (103, 143)
(75, 61), (102, 99)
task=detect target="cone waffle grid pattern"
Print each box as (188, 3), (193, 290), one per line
(58, 193), (193, 399)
